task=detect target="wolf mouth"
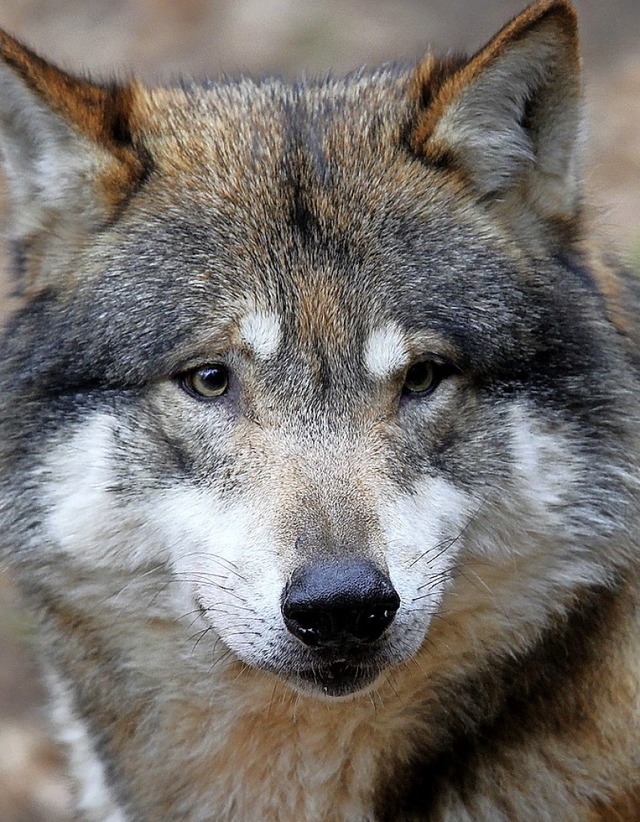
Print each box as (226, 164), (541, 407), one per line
(295, 661), (382, 697)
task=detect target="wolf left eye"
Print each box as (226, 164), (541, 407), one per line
(403, 361), (440, 395)
(181, 364), (229, 399)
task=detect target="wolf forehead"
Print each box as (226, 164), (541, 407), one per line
(0, 4), (616, 396)
(66, 80), (529, 334)
(122, 72), (472, 300)
(13, 78), (499, 374)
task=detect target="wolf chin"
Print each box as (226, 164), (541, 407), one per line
(0, 1), (639, 819)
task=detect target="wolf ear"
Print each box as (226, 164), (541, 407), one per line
(411, 0), (582, 243)
(0, 31), (146, 288)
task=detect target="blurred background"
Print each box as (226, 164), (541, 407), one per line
(0, 1), (637, 819)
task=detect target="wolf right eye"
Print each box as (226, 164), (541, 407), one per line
(180, 364), (229, 399)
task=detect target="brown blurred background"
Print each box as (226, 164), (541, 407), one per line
(0, 1), (638, 819)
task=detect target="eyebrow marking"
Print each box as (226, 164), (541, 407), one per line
(238, 311), (282, 360)
(364, 323), (409, 379)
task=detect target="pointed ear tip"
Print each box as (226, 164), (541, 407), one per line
(0, 28), (19, 61)
(525, 0), (579, 35)
(483, 0), (580, 68)
(0, 27), (31, 58)
(0, 27), (50, 84)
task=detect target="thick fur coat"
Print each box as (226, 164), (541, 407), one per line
(0, 1), (639, 819)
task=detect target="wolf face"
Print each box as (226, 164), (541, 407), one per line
(0, 2), (637, 702)
(1, 2), (639, 819)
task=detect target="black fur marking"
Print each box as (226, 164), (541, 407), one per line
(102, 140), (155, 228)
(280, 88), (339, 246)
(290, 182), (318, 239)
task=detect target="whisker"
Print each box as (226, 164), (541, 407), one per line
(408, 494), (491, 569)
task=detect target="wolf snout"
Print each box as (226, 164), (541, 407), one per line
(281, 559), (400, 649)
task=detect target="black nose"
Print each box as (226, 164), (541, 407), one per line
(282, 559), (400, 649)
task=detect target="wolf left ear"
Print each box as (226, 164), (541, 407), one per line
(411, 0), (582, 243)
(0, 31), (145, 288)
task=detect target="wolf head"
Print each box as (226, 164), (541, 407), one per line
(0, 0), (638, 700)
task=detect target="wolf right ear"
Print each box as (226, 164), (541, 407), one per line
(411, 0), (582, 245)
(0, 31), (146, 289)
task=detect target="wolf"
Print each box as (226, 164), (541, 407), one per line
(0, 0), (638, 819)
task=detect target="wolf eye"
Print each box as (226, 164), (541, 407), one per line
(181, 364), (229, 399)
(403, 361), (439, 395)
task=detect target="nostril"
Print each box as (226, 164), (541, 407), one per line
(283, 607), (330, 647)
(281, 559), (400, 649)
(349, 600), (398, 643)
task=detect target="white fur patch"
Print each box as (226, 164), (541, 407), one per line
(364, 323), (409, 379)
(381, 474), (471, 659)
(423, 404), (614, 671)
(48, 671), (128, 822)
(153, 483), (286, 670)
(44, 413), (166, 571)
(238, 310), (281, 359)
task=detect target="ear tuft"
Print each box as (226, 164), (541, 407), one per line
(410, 0), (582, 242)
(411, 52), (469, 114)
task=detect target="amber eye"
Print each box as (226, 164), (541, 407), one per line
(181, 364), (229, 399)
(403, 361), (438, 395)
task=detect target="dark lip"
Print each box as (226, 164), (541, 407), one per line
(295, 661), (381, 697)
